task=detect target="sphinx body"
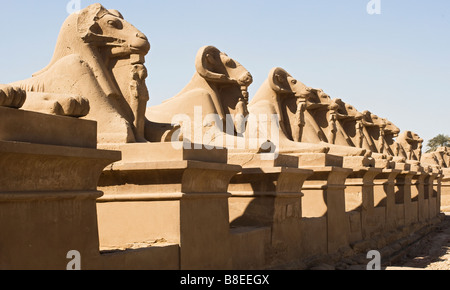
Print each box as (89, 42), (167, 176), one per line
(249, 68), (367, 157)
(146, 47), (330, 154)
(146, 46), (270, 151)
(146, 46), (253, 144)
(396, 131), (424, 162)
(3, 4), (151, 144)
(422, 147), (450, 169)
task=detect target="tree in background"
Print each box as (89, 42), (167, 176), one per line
(426, 134), (450, 153)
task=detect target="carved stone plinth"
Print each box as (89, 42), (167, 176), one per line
(228, 166), (312, 269)
(394, 162), (411, 171)
(373, 169), (401, 233)
(395, 171), (417, 227)
(411, 169), (427, 223)
(297, 153), (343, 168)
(344, 167), (382, 243)
(228, 152), (299, 168)
(374, 158), (396, 169)
(97, 147), (241, 270)
(0, 106), (97, 148)
(342, 156), (375, 168)
(441, 169), (450, 212)
(425, 170), (440, 220)
(0, 108), (121, 270)
(99, 142), (227, 164)
(300, 167), (353, 258)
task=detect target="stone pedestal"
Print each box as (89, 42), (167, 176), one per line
(228, 152), (299, 168)
(374, 158), (396, 169)
(395, 171), (417, 227)
(0, 107), (121, 270)
(344, 167), (382, 243)
(436, 172), (444, 214)
(0, 107), (97, 148)
(413, 169), (428, 223)
(297, 153), (343, 167)
(342, 156), (375, 168)
(299, 166), (353, 257)
(97, 143), (241, 270)
(228, 166), (313, 269)
(426, 170), (440, 219)
(441, 169), (450, 212)
(395, 162), (411, 171)
(99, 141), (228, 163)
(373, 169), (401, 233)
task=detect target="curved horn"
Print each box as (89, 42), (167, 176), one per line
(269, 67), (292, 93)
(195, 46), (229, 82)
(77, 4), (105, 39)
(108, 9), (124, 19)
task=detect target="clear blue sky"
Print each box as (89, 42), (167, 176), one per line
(0, 1), (449, 148)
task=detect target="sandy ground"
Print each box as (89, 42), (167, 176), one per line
(387, 213), (450, 270)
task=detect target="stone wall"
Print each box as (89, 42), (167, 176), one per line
(0, 3), (445, 270)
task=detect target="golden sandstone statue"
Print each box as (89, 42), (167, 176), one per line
(146, 45), (254, 144)
(422, 147), (450, 169)
(0, 3), (444, 271)
(0, 3), (425, 164)
(249, 67), (363, 155)
(3, 4), (151, 144)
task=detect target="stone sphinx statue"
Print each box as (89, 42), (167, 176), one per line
(382, 119), (403, 160)
(332, 99), (369, 149)
(360, 111), (389, 154)
(396, 131), (423, 162)
(422, 147), (450, 169)
(2, 4), (151, 143)
(249, 67), (366, 156)
(146, 45), (277, 150)
(327, 98), (407, 165)
(0, 85), (27, 110)
(146, 45), (253, 139)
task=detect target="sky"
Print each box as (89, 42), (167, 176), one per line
(0, 0), (449, 148)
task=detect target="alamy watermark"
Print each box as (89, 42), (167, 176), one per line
(66, 250), (81, 270)
(169, 108), (281, 160)
(367, 0), (381, 15)
(367, 250), (381, 270)
(69, 1), (381, 16)
(66, 0), (81, 14)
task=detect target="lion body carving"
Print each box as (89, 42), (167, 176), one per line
(147, 54), (331, 153)
(396, 131), (423, 162)
(249, 68), (365, 156)
(145, 46), (254, 144)
(6, 4), (151, 144)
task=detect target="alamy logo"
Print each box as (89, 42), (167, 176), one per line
(367, 0), (381, 15)
(169, 107), (281, 160)
(66, 0), (81, 14)
(66, 250), (81, 270)
(367, 250), (381, 270)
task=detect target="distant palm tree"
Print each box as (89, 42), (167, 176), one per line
(426, 134), (450, 153)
